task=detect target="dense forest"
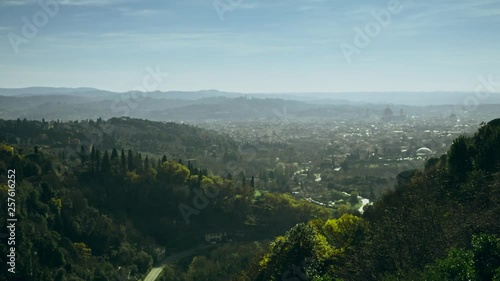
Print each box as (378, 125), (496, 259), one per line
(0, 118), (499, 280)
(0, 118), (332, 280)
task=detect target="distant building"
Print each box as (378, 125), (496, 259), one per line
(416, 147), (433, 157)
(205, 232), (228, 243)
(382, 106), (393, 121)
(382, 106), (406, 122)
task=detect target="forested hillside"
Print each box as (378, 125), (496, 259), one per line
(0, 118), (333, 280)
(243, 119), (500, 280)
(1, 118), (499, 280)
(0, 117), (236, 158)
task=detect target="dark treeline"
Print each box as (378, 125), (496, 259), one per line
(0, 117), (237, 162)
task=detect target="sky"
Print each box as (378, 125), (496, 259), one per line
(0, 0), (499, 93)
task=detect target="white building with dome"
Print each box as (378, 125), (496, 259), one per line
(416, 147), (433, 157)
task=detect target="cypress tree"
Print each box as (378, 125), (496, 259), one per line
(111, 148), (118, 160)
(90, 146), (96, 173)
(95, 149), (101, 171)
(127, 150), (135, 172)
(135, 153), (143, 174)
(80, 145), (88, 163)
(101, 150), (111, 173)
(144, 155), (150, 170)
(120, 149), (126, 173)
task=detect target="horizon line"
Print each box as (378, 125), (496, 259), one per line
(1, 86), (498, 95)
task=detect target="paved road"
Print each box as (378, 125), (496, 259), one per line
(143, 244), (216, 281)
(143, 266), (164, 281)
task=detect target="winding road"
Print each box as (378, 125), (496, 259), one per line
(143, 244), (216, 281)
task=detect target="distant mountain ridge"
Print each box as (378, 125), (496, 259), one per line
(0, 87), (101, 96)
(0, 87), (240, 100)
(1, 87), (500, 121)
(1, 87), (500, 105)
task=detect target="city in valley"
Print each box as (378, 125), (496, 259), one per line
(1, 0), (500, 280)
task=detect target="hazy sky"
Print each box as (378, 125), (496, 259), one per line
(0, 0), (499, 93)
